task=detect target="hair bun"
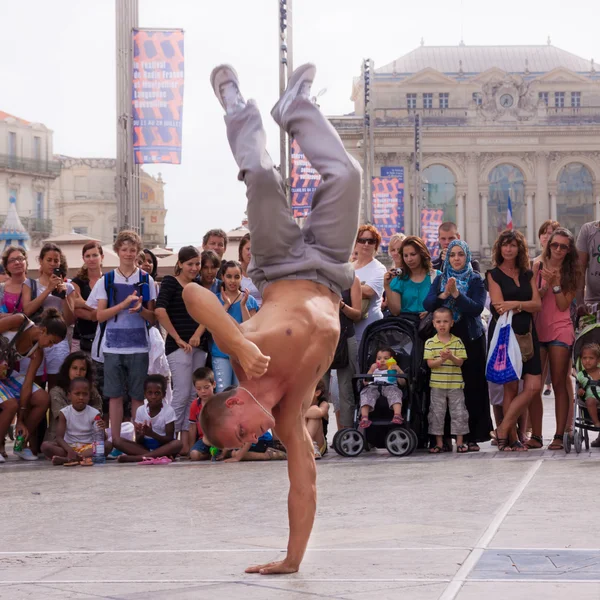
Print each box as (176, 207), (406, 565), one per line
(40, 307), (61, 320)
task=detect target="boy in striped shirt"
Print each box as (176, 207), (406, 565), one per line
(424, 307), (469, 454)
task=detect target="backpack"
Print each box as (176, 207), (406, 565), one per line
(0, 314), (31, 380)
(97, 269), (151, 351)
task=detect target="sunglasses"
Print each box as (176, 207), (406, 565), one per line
(357, 238), (377, 245)
(549, 242), (569, 251)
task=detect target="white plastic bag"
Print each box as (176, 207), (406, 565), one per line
(485, 310), (522, 385)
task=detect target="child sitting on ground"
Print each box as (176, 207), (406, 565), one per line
(424, 307), (469, 454)
(116, 374), (182, 463)
(41, 378), (110, 466)
(189, 367), (216, 461)
(47, 351), (103, 442)
(576, 342), (600, 447)
(305, 378), (330, 459)
(359, 347), (404, 428)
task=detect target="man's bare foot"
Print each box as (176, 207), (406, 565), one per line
(117, 454), (144, 463)
(246, 558), (299, 575)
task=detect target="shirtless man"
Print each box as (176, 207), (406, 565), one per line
(183, 63), (361, 574)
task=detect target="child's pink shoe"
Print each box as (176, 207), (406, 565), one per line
(391, 415), (404, 425)
(359, 417), (372, 429)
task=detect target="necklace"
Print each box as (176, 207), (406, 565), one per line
(238, 386), (273, 420)
(117, 267), (137, 282)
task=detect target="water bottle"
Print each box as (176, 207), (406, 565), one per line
(92, 415), (105, 464)
(386, 357), (398, 383)
(14, 434), (25, 453)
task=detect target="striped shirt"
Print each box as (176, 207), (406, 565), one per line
(424, 334), (467, 389)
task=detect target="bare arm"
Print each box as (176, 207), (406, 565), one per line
(341, 276), (362, 322)
(183, 283), (269, 379)
(22, 281), (53, 317)
(155, 307), (190, 351)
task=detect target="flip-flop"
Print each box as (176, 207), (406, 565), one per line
(80, 457), (93, 466)
(151, 456), (172, 465)
(137, 457), (155, 465)
(64, 461), (80, 467)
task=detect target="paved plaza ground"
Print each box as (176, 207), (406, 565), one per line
(1, 396), (599, 600)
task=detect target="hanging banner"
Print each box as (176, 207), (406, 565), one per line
(421, 208), (444, 260)
(133, 29), (184, 164)
(290, 138), (321, 218)
(371, 172), (404, 250)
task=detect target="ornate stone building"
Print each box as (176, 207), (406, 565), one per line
(330, 43), (600, 259)
(51, 157), (167, 247)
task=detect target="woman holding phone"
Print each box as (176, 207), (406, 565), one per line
(22, 243), (75, 391)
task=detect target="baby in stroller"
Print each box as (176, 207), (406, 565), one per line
(359, 347), (405, 428)
(576, 342), (600, 447)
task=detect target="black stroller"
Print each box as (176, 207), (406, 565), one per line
(332, 316), (427, 458)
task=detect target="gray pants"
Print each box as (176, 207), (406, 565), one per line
(325, 335), (358, 428)
(224, 97), (361, 296)
(428, 388), (469, 436)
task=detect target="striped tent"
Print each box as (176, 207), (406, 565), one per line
(0, 197), (29, 252)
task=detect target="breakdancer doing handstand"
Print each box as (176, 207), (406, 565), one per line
(183, 63), (361, 574)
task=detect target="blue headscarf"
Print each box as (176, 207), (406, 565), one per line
(440, 239), (473, 321)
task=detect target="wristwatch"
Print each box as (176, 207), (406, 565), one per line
(552, 285), (561, 294)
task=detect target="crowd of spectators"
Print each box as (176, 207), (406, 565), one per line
(0, 214), (598, 466)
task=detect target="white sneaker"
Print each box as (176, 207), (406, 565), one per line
(14, 448), (39, 461)
(313, 441), (322, 460)
(0, 453), (5, 463)
(271, 63), (316, 126)
(210, 64), (246, 115)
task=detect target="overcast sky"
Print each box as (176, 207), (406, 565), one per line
(0, 0), (597, 248)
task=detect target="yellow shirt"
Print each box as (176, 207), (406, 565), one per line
(424, 334), (467, 389)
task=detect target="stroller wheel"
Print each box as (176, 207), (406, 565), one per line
(334, 429), (365, 457)
(385, 428), (413, 457)
(331, 429), (343, 451)
(407, 427), (418, 452)
(584, 429), (590, 451)
(574, 430), (583, 454)
(564, 432), (572, 454)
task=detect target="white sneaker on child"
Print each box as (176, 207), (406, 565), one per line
(312, 441), (322, 460)
(14, 448), (38, 461)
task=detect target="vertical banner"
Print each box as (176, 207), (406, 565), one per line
(290, 139), (321, 217)
(133, 29), (184, 164)
(421, 208), (444, 260)
(371, 171), (405, 250)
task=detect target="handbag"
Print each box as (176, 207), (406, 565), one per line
(418, 313), (435, 341)
(485, 310), (523, 384)
(515, 321), (534, 362)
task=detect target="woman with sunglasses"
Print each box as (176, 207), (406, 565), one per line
(353, 225), (387, 346)
(529, 228), (580, 451)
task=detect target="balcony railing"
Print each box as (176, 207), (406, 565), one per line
(0, 154), (61, 177)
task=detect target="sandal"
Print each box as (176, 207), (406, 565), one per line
(359, 417), (372, 429)
(64, 460), (80, 467)
(510, 440), (528, 452)
(492, 429), (510, 452)
(457, 444), (468, 453)
(467, 442), (480, 452)
(548, 434), (564, 451)
(429, 445), (445, 454)
(391, 415), (404, 425)
(80, 457), (94, 466)
(524, 435), (544, 449)
(137, 457), (155, 465)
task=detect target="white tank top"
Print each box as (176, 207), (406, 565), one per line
(1, 316), (38, 359)
(60, 405), (99, 445)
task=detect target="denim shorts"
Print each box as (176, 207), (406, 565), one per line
(103, 352), (149, 400)
(539, 340), (571, 350)
(192, 438), (211, 454)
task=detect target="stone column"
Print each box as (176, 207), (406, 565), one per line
(596, 195), (600, 221)
(550, 193), (557, 221)
(526, 193), (535, 245)
(405, 193), (413, 236)
(535, 152), (550, 226)
(466, 152), (481, 252)
(481, 193), (489, 248)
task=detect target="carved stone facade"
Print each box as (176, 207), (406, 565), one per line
(330, 44), (600, 259)
(50, 157), (166, 247)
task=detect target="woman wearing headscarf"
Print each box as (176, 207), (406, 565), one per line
(424, 239), (492, 450)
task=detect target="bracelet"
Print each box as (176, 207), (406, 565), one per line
(340, 302), (346, 310)
(137, 305), (143, 314)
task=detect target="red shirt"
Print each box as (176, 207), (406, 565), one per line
(189, 398), (203, 437)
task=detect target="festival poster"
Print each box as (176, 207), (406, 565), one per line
(381, 166), (405, 181)
(421, 208), (444, 259)
(371, 175), (405, 250)
(133, 29), (184, 164)
(290, 138), (321, 218)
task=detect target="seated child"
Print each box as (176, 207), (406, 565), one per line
(40, 377), (110, 466)
(189, 367), (216, 461)
(424, 307), (469, 454)
(116, 374), (183, 463)
(359, 347), (404, 428)
(305, 378), (329, 459)
(576, 342), (600, 447)
(47, 351), (103, 442)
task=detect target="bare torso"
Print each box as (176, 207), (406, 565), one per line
(233, 279), (340, 411)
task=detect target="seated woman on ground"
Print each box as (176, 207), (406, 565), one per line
(116, 374), (182, 463)
(0, 308), (67, 462)
(41, 378), (110, 466)
(305, 378), (330, 459)
(47, 351), (103, 442)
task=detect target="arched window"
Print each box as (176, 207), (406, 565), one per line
(422, 165), (456, 223)
(557, 163), (593, 239)
(488, 164), (525, 244)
